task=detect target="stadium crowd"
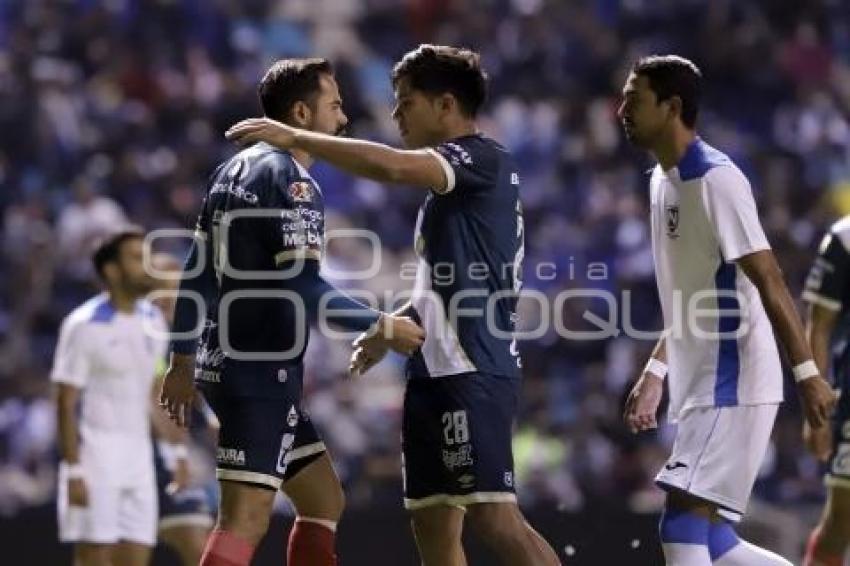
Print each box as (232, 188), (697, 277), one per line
(1, 0), (849, 527)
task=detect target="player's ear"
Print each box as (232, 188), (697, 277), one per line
(667, 96), (683, 123)
(291, 100), (312, 129)
(436, 93), (455, 116)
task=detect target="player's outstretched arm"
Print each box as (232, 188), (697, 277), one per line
(802, 302), (839, 460)
(226, 117), (448, 191)
(737, 249), (837, 427)
(623, 337), (667, 433)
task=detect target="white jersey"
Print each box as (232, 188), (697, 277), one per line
(649, 138), (783, 421)
(51, 294), (167, 473)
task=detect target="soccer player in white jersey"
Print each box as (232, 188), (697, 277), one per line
(617, 55), (836, 566)
(52, 228), (168, 566)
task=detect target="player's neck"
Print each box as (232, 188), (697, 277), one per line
(290, 148), (313, 169)
(439, 120), (477, 143)
(106, 289), (137, 313)
(653, 128), (697, 171)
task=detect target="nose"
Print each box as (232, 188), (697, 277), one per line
(340, 112), (349, 128)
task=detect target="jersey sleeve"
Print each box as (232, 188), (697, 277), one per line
(50, 318), (91, 388)
(701, 166), (771, 262)
(803, 231), (850, 311)
(427, 139), (497, 195)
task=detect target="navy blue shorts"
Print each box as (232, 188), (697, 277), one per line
(153, 442), (214, 531)
(197, 362), (326, 490)
(402, 373), (520, 510)
(827, 392), (850, 489)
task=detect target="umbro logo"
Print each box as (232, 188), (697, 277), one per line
(664, 461), (688, 471)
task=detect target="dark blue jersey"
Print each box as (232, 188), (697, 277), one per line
(803, 216), (850, 402)
(407, 134), (523, 380)
(171, 142), (378, 386)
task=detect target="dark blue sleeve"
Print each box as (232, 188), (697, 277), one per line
(170, 237), (215, 355)
(283, 260), (380, 332)
(430, 138), (497, 194)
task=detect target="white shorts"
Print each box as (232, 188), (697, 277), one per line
(655, 403), (778, 522)
(57, 462), (158, 546)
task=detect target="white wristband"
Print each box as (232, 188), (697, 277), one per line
(793, 360), (819, 383)
(644, 358), (668, 380)
(63, 462), (84, 479)
(171, 444), (188, 460)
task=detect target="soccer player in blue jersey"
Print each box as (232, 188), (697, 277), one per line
(226, 45), (560, 566)
(801, 216), (850, 566)
(617, 55), (836, 565)
(159, 59), (424, 566)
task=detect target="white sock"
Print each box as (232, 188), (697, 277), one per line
(712, 540), (792, 566)
(663, 542), (713, 566)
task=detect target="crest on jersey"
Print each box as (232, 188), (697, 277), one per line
(289, 181), (313, 203)
(665, 205), (680, 239)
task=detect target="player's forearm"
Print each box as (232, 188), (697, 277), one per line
(293, 130), (418, 185)
(285, 260), (381, 331)
(806, 319), (833, 384)
(171, 241), (211, 355)
(757, 274), (813, 366)
(56, 385), (81, 463)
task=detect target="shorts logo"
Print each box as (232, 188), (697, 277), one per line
(504, 471), (513, 487)
(665, 205), (680, 239)
(664, 461), (688, 473)
(278, 369), (288, 383)
(832, 444), (850, 476)
(289, 181), (313, 203)
(217, 447), (246, 466)
(287, 405), (298, 428)
(276, 433), (296, 474)
(458, 474), (475, 489)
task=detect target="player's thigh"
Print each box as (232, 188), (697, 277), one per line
(111, 541), (152, 566)
(159, 525), (210, 565)
(117, 477), (158, 548)
(410, 504), (466, 546)
(281, 451), (344, 520)
(73, 543), (112, 566)
(465, 501), (529, 540)
(823, 484), (850, 535)
(218, 479), (277, 536)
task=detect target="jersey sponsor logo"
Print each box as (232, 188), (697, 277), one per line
(440, 142), (473, 166)
(217, 447), (246, 466)
(510, 172), (520, 185)
(209, 182), (259, 204)
(282, 231), (323, 247)
(289, 181), (313, 203)
(197, 345), (225, 368)
(665, 205), (680, 239)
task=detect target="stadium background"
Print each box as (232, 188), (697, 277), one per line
(1, 0), (849, 564)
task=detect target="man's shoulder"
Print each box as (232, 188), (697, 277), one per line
(62, 294), (113, 332)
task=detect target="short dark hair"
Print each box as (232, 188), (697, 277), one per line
(632, 55), (702, 128)
(391, 44), (487, 117)
(258, 58), (334, 123)
(91, 227), (145, 280)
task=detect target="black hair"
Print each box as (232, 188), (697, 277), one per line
(258, 58), (334, 123)
(91, 227), (145, 281)
(632, 55), (702, 128)
(391, 44), (487, 117)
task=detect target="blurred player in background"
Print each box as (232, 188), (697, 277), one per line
(52, 228), (167, 566)
(619, 55), (836, 566)
(801, 216), (850, 566)
(226, 44), (560, 566)
(149, 252), (216, 566)
(160, 58), (424, 566)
